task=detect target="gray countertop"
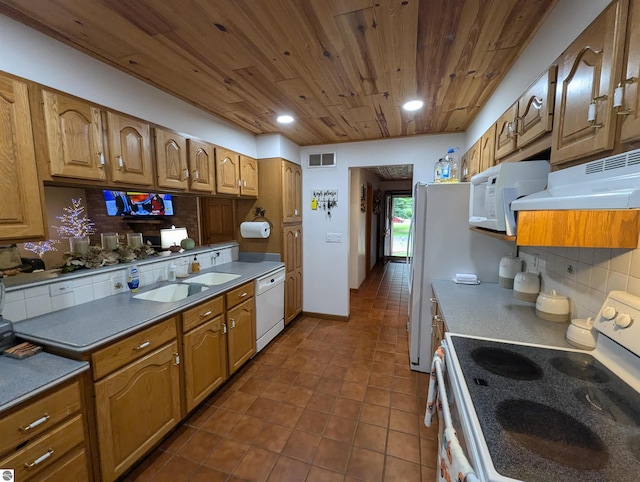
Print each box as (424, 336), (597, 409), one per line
(0, 352), (88, 412)
(431, 279), (572, 349)
(13, 260), (284, 354)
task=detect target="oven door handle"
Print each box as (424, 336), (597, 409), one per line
(434, 358), (454, 429)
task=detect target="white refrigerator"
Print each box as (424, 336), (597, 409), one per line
(407, 182), (515, 372)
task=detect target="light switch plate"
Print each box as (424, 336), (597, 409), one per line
(326, 233), (342, 243)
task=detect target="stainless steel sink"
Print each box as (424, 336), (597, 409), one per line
(133, 283), (209, 302)
(184, 272), (241, 286)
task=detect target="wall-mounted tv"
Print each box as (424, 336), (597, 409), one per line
(103, 191), (174, 217)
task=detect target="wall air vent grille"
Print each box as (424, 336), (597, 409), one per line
(585, 160), (604, 175)
(604, 155), (627, 171)
(308, 152), (336, 168)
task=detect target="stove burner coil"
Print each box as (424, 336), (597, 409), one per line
(470, 347), (543, 380)
(496, 399), (608, 470)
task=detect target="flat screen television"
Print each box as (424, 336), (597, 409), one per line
(103, 191), (174, 217)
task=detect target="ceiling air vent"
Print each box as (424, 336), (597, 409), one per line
(308, 152), (336, 168)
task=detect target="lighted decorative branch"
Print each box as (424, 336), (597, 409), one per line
(23, 240), (60, 258)
(52, 198), (96, 238)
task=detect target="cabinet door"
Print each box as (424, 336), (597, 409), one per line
(239, 155), (258, 197)
(215, 147), (240, 195)
(183, 315), (228, 412)
(42, 90), (106, 181)
(187, 139), (215, 193)
(155, 128), (188, 190)
(466, 140), (481, 179)
(0, 73), (46, 241)
(95, 342), (181, 482)
(199, 197), (236, 244)
(620, 0), (640, 143)
(283, 225), (302, 273)
(516, 66), (557, 147)
(494, 104), (518, 160)
(106, 111), (154, 186)
(227, 298), (255, 375)
(479, 124), (496, 173)
(551, 0), (628, 164)
(285, 271), (297, 325)
(282, 161), (302, 223)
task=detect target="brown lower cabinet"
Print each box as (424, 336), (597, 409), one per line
(94, 342), (181, 481)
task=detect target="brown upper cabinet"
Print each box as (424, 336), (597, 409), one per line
(0, 73), (46, 242)
(551, 0), (628, 165)
(42, 89), (106, 182)
(495, 67), (557, 160)
(619, 0), (640, 143)
(215, 148), (258, 197)
(106, 111), (154, 186)
(187, 139), (216, 193)
(461, 140), (481, 181)
(154, 127), (188, 190)
(479, 124), (497, 173)
(283, 161), (302, 223)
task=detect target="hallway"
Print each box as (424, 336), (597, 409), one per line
(125, 261), (437, 481)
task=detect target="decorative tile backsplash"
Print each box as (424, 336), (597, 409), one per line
(519, 246), (640, 319)
(4, 245), (238, 322)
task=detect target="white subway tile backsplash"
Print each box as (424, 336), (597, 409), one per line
(4, 300), (27, 322)
(628, 276), (640, 297)
(26, 295), (52, 318)
(592, 248), (611, 269)
(73, 284), (94, 305)
(631, 250), (640, 277)
(5, 290), (24, 303)
(575, 262), (591, 287)
(578, 247), (594, 264)
(51, 292), (75, 311)
(606, 271), (628, 293)
(92, 281), (111, 300)
(610, 249), (632, 274)
(590, 266), (608, 293)
(24, 285), (50, 299)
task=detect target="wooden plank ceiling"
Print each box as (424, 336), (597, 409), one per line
(0, 0), (556, 147)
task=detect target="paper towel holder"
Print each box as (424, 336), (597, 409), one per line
(252, 207), (273, 228)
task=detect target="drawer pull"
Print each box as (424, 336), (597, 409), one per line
(25, 448), (54, 468)
(134, 341), (150, 350)
(20, 414), (50, 432)
(231, 319), (236, 329)
(201, 310), (213, 317)
(239, 292), (248, 298)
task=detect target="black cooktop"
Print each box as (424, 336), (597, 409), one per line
(450, 335), (640, 482)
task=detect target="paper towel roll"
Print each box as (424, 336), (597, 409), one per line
(240, 221), (270, 238)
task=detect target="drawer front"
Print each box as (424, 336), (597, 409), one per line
(182, 295), (224, 332)
(92, 317), (177, 380)
(0, 380), (81, 457)
(0, 414), (84, 482)
(226, 281), (254, 309)
(32, 447), (88, 482)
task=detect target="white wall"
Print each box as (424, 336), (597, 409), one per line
(302, 134), (464, 317)
(256, 134), (301, 164)
(0, 15), (257, 157)
(465, 0), (611, 148)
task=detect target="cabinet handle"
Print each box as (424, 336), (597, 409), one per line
(231, 319), (236, 328)
(243, 180), (247, 187)
(223, 323), (227, 334)
(193, 169), (199, 180)
(429, 298), (437, 303)
(183, 168), (189, 179)
(174, 352), (180, 365)
(588, 95), (608, 127)
(117, 155), (124, 170)
(24, 449), (54, 469)
(134, 341), (150, 350)
(294, 209), (298, 216)
(434, 315), (442, 322)
(237, 179), (242, 187)
(19, 414), (49, 432)
(98, 152), (105, 166)
(201, 310), (212, 317)
(239, 292), (248, 298)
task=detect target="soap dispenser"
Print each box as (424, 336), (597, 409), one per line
(127, 265), (140, 293)
(191, 255), (200, 273)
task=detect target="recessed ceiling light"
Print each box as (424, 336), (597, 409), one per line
(402, 100), (424, 111)
(277, 114), (294, 124)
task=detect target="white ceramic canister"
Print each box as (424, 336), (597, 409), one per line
(535, 290), (570, 322)
(513, 272), (540, 302)
(499, 254), (522, 289)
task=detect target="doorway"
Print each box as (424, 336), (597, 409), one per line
(382, 191), (412, 261)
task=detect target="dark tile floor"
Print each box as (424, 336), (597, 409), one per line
(125, 261), (437, 481)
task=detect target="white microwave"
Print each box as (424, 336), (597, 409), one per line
(469, 161), (550, 233)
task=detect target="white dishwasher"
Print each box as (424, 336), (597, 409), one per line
(254, 267), (285, 353)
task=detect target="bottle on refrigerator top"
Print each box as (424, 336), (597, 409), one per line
(127, 265), (140, 293)
(434, 158), (444, 183)
(444, 148), (459, 183)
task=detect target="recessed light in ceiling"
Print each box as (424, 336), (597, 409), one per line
(402, 100), (424, 111)
(277, 114), (294, 124)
